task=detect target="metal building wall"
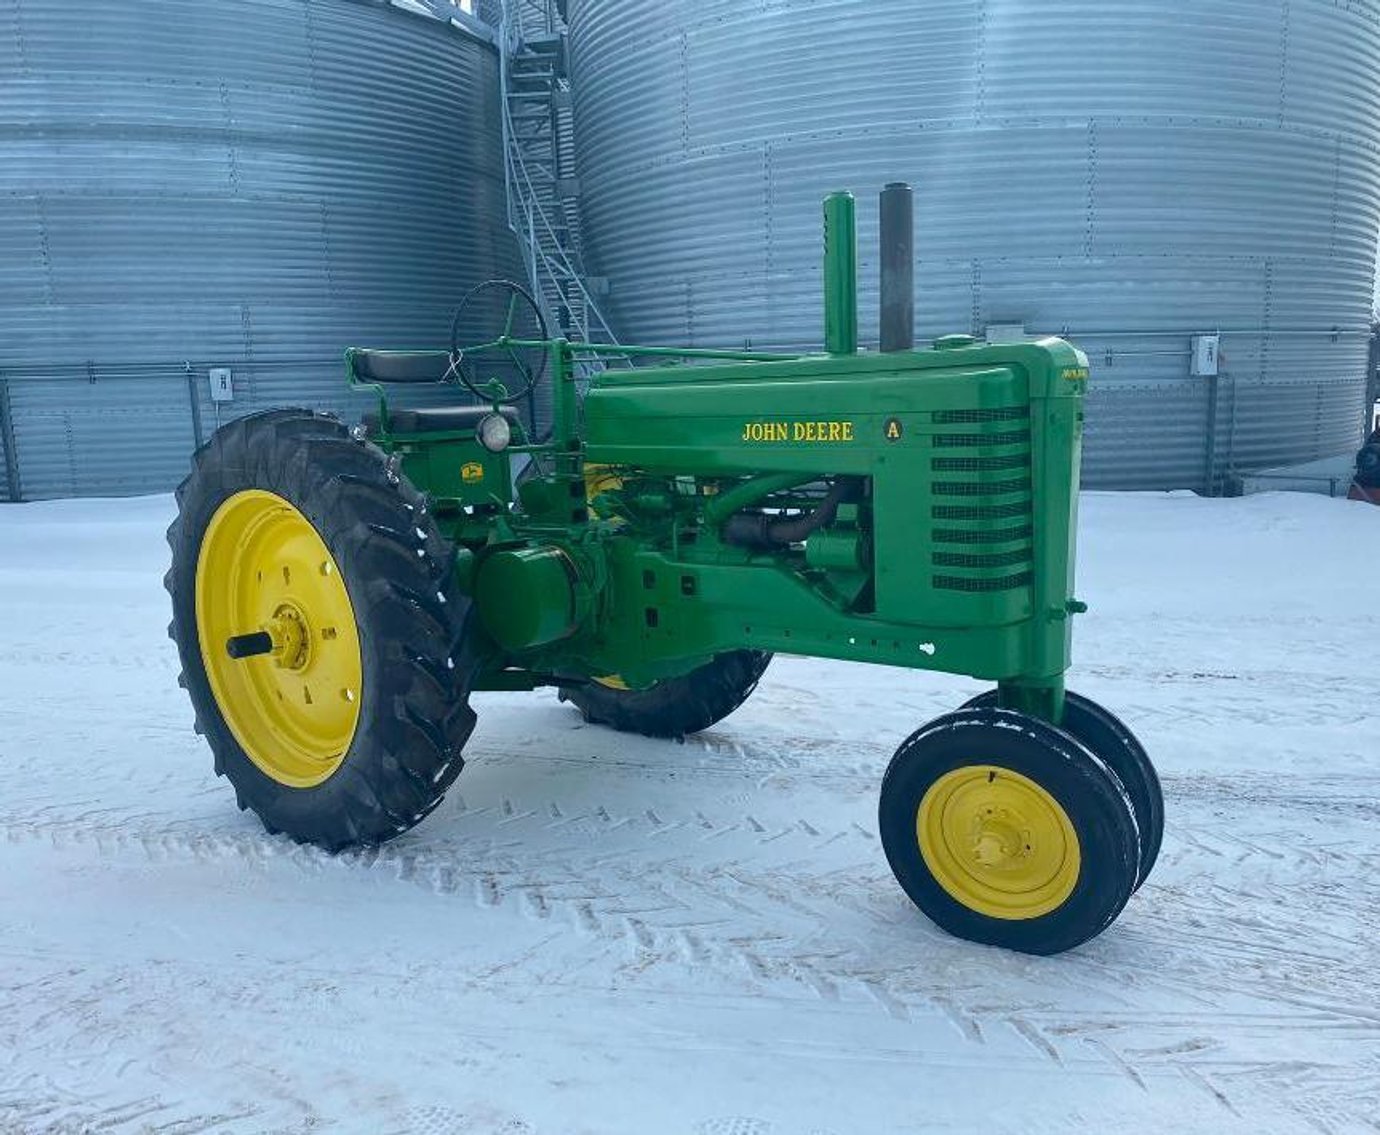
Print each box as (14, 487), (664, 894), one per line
(0, 0), (523, 501)
(567, 0), (1380, 490)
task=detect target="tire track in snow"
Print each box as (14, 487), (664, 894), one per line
(5, 678), (1379, 1135)
(7, 930), (1374, 1133)
(3, 798), (1378, 1117)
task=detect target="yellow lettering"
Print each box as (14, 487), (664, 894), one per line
(885, 419), (902, 440)
(748, 419), (857, 442)
(744, 421), (794, 442)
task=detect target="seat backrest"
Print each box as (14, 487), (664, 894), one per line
(349, 349), (455, 384)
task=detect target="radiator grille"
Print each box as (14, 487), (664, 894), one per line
(932, 524), (1033, 545)
(928, 414), (1034, 595)
(932, 453), (1030, 473)
(933, 430), (1030, 448)
(934, 548), (1032, 569)
(932, 407), (1030, 425)
(932, 572), (1034, 593)
(932, 477), (1031, 497)
(931, 501), (1028, 521)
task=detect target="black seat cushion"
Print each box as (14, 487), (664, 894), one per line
(350, 349), (455, 384)
(361, 406), (520, 436)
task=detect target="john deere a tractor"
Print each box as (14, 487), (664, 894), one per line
(167, 187), (1162, 955)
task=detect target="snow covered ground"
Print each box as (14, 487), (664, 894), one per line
(1, 490), (1377, 1134)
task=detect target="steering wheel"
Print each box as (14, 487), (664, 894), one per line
(449, 279), (550, 405)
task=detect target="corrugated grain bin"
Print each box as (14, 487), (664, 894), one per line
(0, 0), (522, 500)
(567, 0), (1380, 490)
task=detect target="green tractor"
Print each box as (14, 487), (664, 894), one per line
(166, 187), (1162, 955)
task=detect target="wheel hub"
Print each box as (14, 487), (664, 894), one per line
(916, 766), (1081, 921)
(969, 805), (1033, 867)
(194, 490), (363, 788)
(266, 604), (312, 672)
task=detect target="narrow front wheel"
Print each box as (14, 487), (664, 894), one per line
(879, 708), (1141, 955)
(960, 689), (1163, 889)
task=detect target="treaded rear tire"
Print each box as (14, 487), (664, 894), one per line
(562, 650), (771, 739)
(165, 408), (479, 851)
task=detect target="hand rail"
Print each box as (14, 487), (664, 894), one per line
(497, 0), (622, 356)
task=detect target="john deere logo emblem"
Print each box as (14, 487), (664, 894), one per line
(884, 417), (904, 442)
(461, 462), (485, 484)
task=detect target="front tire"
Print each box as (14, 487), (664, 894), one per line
(960, 689), (1163, 889)
(879, 708), (1141, 955)
(166, 408), (479, 850)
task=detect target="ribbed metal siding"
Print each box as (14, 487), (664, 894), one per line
(568, 0), (1380, 490)
(0, 379), (16, 502)
(0, 0), (523, 500)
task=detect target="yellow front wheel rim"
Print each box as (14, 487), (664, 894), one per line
(917, 766), (1081, 921)
(194, 490), (363, 788)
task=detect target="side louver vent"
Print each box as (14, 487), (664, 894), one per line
(928, 408), (1034, 595)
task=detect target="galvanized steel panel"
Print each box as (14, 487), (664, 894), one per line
(7, 373), (199, 499)
(0, 0), (522, 500)
(0, 381), (16, 502)
(568, 0), (1380, 490)
(1082, 382), (1212, 492)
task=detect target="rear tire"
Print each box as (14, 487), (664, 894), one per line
(166, 408), (479, 850)
(562, 650), (771, 739)
(879, 708), (1141, 955)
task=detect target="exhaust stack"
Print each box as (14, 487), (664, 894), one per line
(879, 182), (914, 353)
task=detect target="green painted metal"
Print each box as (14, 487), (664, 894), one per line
(349, 190), (1092, 724)
(823, 192), (858, 356)
(702, 472), (813, 527)
(476, 546), (590, 651)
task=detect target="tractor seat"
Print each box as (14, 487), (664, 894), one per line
(349, 349), (455, 385)
(361, 406), (520, 436)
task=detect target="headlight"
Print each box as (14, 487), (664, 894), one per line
(476, 412), (512, 453)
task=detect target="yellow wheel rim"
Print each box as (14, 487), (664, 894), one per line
(194, 490), (363, 788)
(916, 766), (1081, 921)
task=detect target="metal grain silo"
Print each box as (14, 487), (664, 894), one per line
(567, 0), (1380, 490)
(0, 0), (524, 500)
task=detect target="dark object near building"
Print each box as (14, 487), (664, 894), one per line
(1348, 429), (1380, 504)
